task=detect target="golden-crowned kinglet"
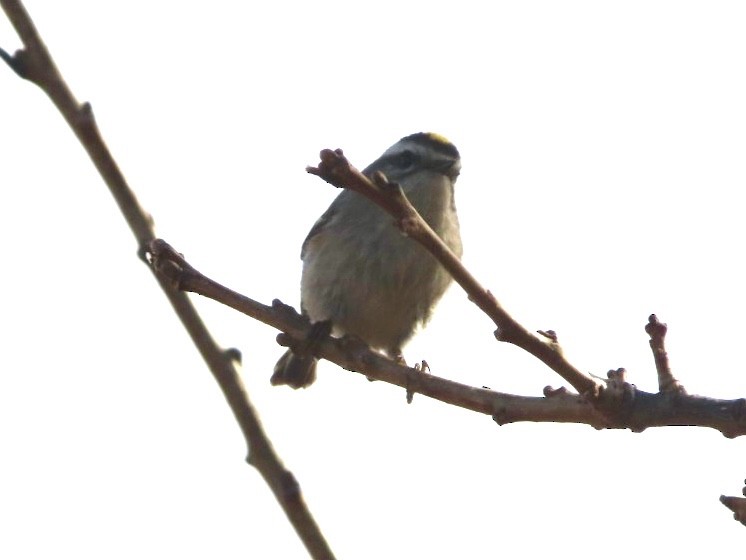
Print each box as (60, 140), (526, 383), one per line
(272, 132), (462, 388)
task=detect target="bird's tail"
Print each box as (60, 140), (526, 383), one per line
(271, 349), (318, 389)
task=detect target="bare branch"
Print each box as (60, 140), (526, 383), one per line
(0, 2), (335, 557)
(149, 239), (746, 438)
(308, 148), (599, 397)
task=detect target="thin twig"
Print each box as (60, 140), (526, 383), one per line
(307, 148), (600, 397)
(645, 314), (685, 393)
(720, 481), (746, 526)
(0, 2), (335, 557)
(149, 239), (746, 437)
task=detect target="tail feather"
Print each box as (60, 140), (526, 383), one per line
(271, 349), (318, 389)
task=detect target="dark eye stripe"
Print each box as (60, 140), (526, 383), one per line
(389, 150), (417, 169)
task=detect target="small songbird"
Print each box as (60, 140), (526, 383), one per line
(272, 132), (463, 388)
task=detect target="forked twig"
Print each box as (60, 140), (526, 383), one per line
(149, 239), (746, 438)
(308, 149), (599, 397)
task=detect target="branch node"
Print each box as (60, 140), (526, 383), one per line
(0, 47), (28, 78)
(271, 299), (304, 324)
(492, 406), (511, 426)
(493, 327), (515, 343)
(607, 368), (628, 383)
(338, 333), (372, 368)
(406, 360), (429, 404)
(156, 259), (186, 290)
(370, 170), (389, 189)
(493, 321), (523, 346)
(74, 101), (95, 127)
(372, 171), (405, 199)
(537, 329), (558, 343)
(603, 369), (636, 405)
(582, 381), (604, 400)
(543, 385), (569, 398)
(137, 242), (151, 264)
(397, 215), (420, 237)
(224, 347), (242, 364)
(277, 321), (331, 366)
(147, 238), (195, 289)
(276, 332), (294, 348)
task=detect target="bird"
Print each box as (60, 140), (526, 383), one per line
(272, 132), (463, 388)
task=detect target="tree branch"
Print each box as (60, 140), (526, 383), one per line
(0, 2), (335, 557)
(148, 238), (746, 438)
(721, 481), (746, 526)
(301, 149), (746, 440)
(307, 149), (600, 396)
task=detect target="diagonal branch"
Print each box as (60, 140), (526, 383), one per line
(0, 2), (335, 558)
(149, 238), (746, 438)
(305, 149), (746, 441)
(307, 149), (599, 396)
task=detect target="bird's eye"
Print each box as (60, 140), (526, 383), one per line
(391, 150), (417, 170)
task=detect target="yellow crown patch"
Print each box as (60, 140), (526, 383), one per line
(426, 132), (453, 146)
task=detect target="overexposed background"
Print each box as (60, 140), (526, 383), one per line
(1, 1), (745, 558)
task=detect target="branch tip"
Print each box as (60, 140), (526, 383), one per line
(307, 148), (354, 189)
(720, 494), (746, 526)
(645, 313), (667, 340)
(644, 314), (685, 394)
(0, 46), (27, 78)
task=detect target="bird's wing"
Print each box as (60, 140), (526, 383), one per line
(300, 205), (337, 260)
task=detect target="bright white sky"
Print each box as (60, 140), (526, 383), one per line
(1, 1), (745, 558)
